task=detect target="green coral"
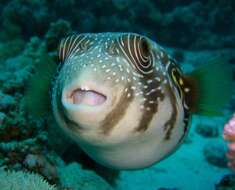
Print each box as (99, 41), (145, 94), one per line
(0, 40), (25, 62)
(45, 19), (73, 51)
(0, 168), (57, 190)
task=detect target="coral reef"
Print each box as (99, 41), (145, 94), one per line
(0, 35), (60, 185)
(44, 19), (73, 52)
(223, 114), (235, 171)
(0, 168), (56, 190)
(0, 0), (234, 49)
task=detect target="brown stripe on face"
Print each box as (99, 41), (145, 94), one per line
(100, 86), (134, 135)
(163, 85), (178, 140)
(135, 72), (165, 132)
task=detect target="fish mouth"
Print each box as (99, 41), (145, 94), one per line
(62, 82), (110, 112)
(64, 87), (107, 108)
(69, 88), (107, 106)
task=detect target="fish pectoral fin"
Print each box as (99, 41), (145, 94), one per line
(188, 57), (234, 116)
(24, 55), (57, 119)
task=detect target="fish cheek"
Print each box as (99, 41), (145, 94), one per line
(99, 86), (134, 135)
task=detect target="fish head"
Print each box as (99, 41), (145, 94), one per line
(52, 33), (188, 169)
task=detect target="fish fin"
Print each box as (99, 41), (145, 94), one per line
(188, 57), (234, 116)
(24, 55), (57, 119)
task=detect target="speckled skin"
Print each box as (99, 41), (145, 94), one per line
(51, 33), (190, 169)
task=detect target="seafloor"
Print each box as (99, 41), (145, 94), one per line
(0, 1), (235, 190)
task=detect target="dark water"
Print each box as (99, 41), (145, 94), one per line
(0, 1), (234, 190)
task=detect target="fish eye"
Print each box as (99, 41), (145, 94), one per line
(140, 38), (150, 59)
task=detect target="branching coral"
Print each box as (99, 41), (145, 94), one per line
(0, 37), (59, 183)
(0, 168), (57, 190)
(223, 114), (235, 171)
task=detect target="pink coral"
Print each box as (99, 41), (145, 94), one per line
(223, 114), (235, 171)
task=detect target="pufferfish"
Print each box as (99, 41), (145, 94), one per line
(25, 32), (233, 170)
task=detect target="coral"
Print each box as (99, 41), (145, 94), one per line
(203, 143), (227, 168)
(195, 123), (219, 138)
(112, 0), (134, 11)
(45, 19), (73, 52)
(216, 174), (235, 190)
(0, 168), (57, 190)
(0, 36), (60, 183)
(58, 162), (114, 190)
(23, 154), (58, 181)
(0, 91), (16, 110)
(2, 0), (51, 38)
(0, 40), (25, 61)
(0, 56), (35, 94)
(223, 114), (235, 171)
(1, 0), (235, 49)
(0, 112), (6, 125)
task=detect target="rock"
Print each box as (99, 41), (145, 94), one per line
(195, 123), (219, 138)
(23, 154), (57, 181)
(216, 174), (235, 190)
(203, 143), (227, 168)
(58, 162), (114, 190)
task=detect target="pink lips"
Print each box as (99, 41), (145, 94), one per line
(71, 89), (107, 106)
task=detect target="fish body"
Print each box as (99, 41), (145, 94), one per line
(51, 33), (192, 169)
(23, 32), (231, 170)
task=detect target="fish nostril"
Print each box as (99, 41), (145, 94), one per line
(70, 89), (107, 106)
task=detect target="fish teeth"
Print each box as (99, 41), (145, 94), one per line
(81, 86), (90, 91)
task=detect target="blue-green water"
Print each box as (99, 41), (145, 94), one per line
(0, 1), (234, 190)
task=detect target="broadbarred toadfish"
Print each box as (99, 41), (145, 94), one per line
(25, 33), (233, 170)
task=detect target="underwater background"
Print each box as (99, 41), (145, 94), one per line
(0, 0), (235, 190)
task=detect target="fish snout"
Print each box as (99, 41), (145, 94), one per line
(60, 81), (115, 129)
(64, 88), (107, 107)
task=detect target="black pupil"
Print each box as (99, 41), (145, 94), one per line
(141, 39), (149, 58)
